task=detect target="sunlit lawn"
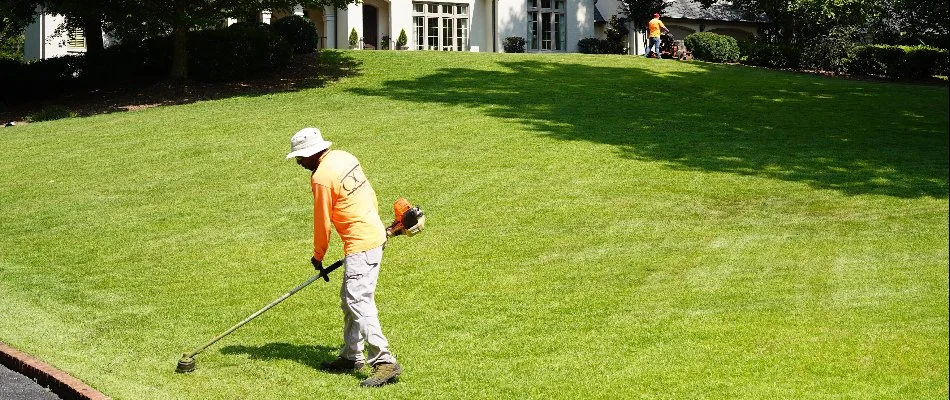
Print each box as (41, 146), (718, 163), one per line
(0, 50), (947, 399)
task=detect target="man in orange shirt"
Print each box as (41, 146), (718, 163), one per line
(287, 127), (401, 387)
(647, 12), (669, 58)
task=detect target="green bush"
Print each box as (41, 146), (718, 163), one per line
(189, 24), (291, 82)
(28, 105), (76, 122)
(577, 38), (608, 54)
(684, 32), (739, 63)
(397, 29), (408, 49)
(740, 40), (801, 69)
(846, 45), (906, 78)
(603, 15), (628, 55)
(503, 36), (526, 53)
(901, 45), (946, 79)
(798, 27), (858, 74)
(0, 55), (84, 105)
(272, 15), (319, 54)
(349, 27), (359, 47)
(82, 38), (171, 85)
(0, 38), (174, 107)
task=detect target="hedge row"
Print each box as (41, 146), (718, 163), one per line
(0, 22), (298, 106)
(741, 40), (948, 79)
(577, 37), (625, 55)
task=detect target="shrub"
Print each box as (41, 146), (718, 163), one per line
(4, 55), (85, 105)
(397, 29), (408, 49)
(798, 27), (858, 74)
(901, 45), (946, 79)
(938, 50), (950, 76)
(577, 38), (607, 54)
(0, 38), (174, 107)
(189, 24), (291, 82)
(684, 32), (739, 63)
(349, 28), (359, 48)
(82, 38), (171, 85)
(503, 36), (526, 53)
(603, 15), (628, 55)
(29, 105), (76, 122)
(740, 40), (801, 69)
(272, 15), (319, 54)
(846, 45), (905, 78)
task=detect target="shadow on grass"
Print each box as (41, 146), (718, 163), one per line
(220, 342), (339, 371)
(0, 50), (362, 122)
(351, 59), (949, 199)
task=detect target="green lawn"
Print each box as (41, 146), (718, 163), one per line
(0, 50), (947, 399)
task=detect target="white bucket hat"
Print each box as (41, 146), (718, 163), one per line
(286, 127), (332, 159)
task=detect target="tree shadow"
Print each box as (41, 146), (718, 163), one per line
(219, 342), (340, 371)
(350, 59), (948, 199)
(0, 50), (362, 123)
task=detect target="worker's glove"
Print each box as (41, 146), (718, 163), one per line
(311, 257), (322, 272)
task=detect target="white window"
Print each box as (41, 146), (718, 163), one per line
(528, 0), (565, 51)
(67, 27), (86, 49)
(412, 2), (470, 51)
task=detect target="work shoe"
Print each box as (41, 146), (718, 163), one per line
(320, 357), (364, 373)
(360, 362), (402, 387)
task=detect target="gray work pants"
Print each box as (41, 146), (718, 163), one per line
(339, 245), (397, 365)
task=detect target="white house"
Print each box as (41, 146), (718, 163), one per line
(25, 0), (758, 59)
(24, 9), (84, 61)
(270, 0), (597, 52)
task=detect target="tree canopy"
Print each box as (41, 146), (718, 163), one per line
(617, 0), (668, 30)
(694, 0), (948, 47)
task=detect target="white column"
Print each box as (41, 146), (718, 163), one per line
(325, 6), (338, 49)
(347, 4), (363, 49)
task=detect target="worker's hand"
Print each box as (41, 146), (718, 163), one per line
(311, 257), (322, 272)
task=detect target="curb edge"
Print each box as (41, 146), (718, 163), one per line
(0, 341), (110, 400)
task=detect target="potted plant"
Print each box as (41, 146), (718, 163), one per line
(397, 28), (408, 50)
(349, 27), (359, 49)
(380, 35), (391, 50)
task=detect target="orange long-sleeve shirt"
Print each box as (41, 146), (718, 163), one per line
(310, 150), (387, 261)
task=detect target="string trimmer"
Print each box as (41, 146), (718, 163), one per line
(175, 198), (425, 373)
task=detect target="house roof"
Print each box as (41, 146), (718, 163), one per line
(594, 5), (606, 24)
(662, 0), (767, 23)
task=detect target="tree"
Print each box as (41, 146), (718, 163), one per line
(1, 0), (360, 79)
(0, 0), (42, 60)
(693, 0), (947, 47)
(617, 0), (667, 30)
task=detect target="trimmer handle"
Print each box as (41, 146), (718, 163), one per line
(317, 258), (345, 282)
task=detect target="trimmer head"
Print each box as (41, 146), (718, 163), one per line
(176, 355), (196, 373)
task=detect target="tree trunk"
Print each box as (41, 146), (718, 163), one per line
(169, 0), (188, 80)
(82, 17), (105, 60)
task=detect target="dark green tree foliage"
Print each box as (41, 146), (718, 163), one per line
(604, 15), (629, 53)
(695, 0), (947, 48)
(617, 0), (666, 30)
